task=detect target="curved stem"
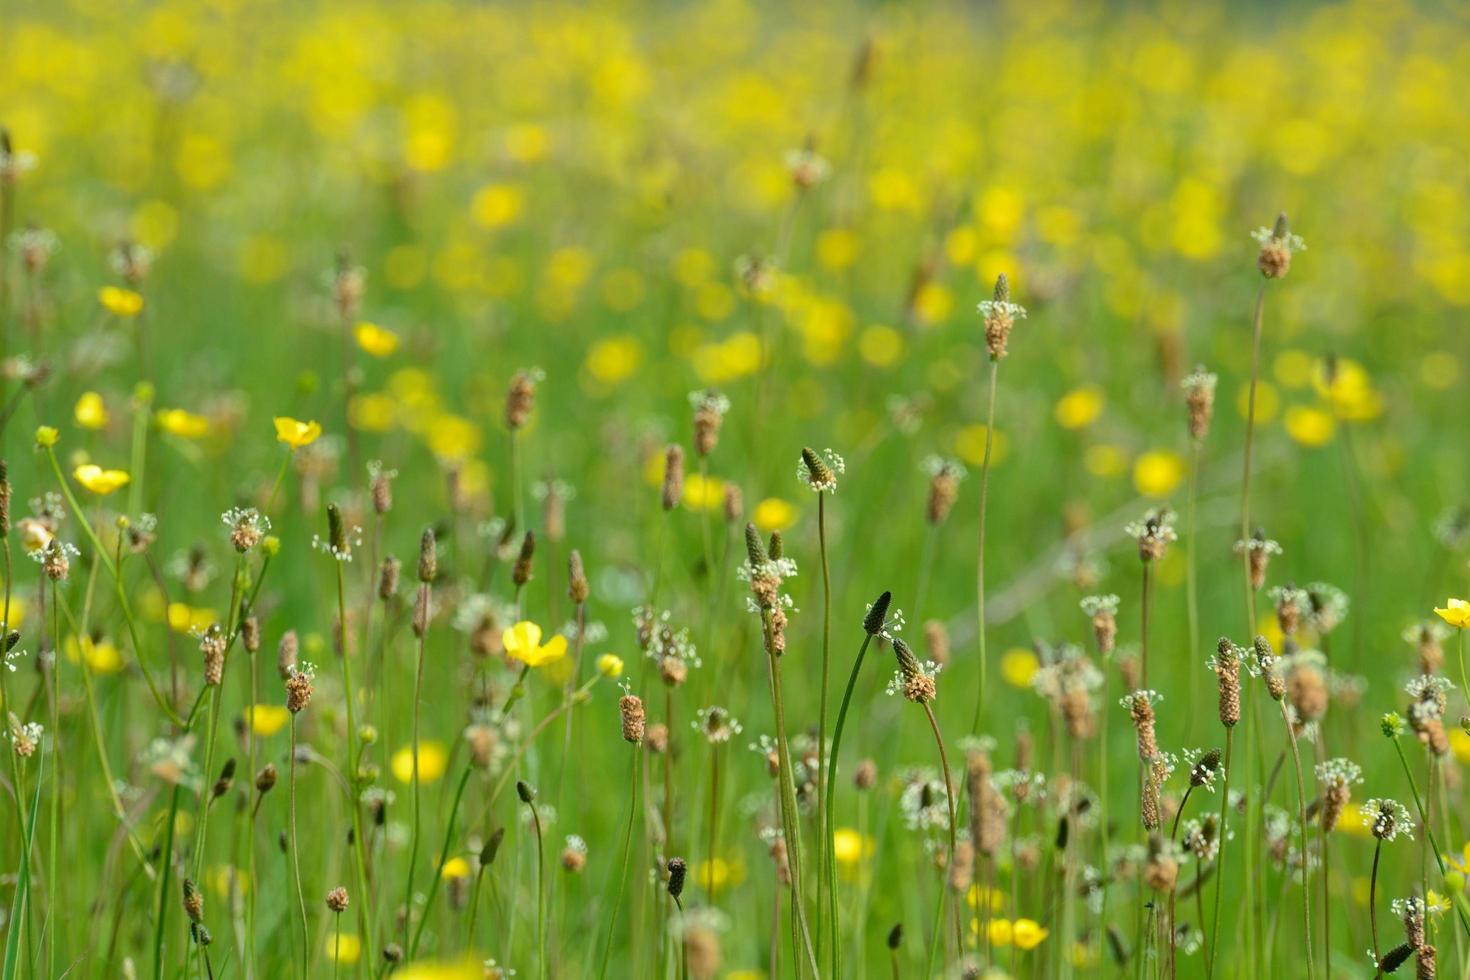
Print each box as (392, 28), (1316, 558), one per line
(409, 765), (474, 957)
(825, 632), (874, 979)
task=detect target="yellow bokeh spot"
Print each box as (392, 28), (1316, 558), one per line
(695, 856), (745, 891)
(355, 322), (400, 358)
(167, 603), (218, 634)
(64, 636), (123, 674)
(1284, 406), (1335, 447)
(752, 498), (797, 533)
(245, 704), (290, 738)
(440, 856), (472, 879)
(1054, 386), (1104, 430)
(156, 408), (210, 439)
(831, 829), (874, 871)
(99, 286), (144, 317)
(1000, 648), (1039, 688)
(815, 228), (860, 270)
(391, 741), (448, 785)
(74, 391), (109, 430)
(1084, 444), (1127, 478)
(471, 183), (524, 229)
(953, 424), (1008, 467)
(325, 932), (360, 964)
(682, 473), (725, 512)
(1236, 381), (1279, 423)
(858, 325), (904, 367)
(585, 335), (644, 385)
(1132, 450), (1184, 497)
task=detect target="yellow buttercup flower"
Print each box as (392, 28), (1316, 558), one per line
(1054, 386), (1104, 429)
(156, 408), (211, 439)
(98, 286), (144, 317)
(596, 653), (624, 678)
(1001, 648), (1039, 688)
(355, 321), (400, 358)
(391, 741), (448, 784)
(273, 416), (322, 449)
(64, 636), (123, 674)
(1012, 918), (1049, 950)
(1132, 449), (1184, 497)
(244, 704), (290, 737)
(752, 497), (797, 533)
(831, 828), (873, 870)
(73, 464), (131, 495)
(324, 932), (361, 964)
(35, 426), (59, 448)
(1434, 598), (1470, 628)
(394, 961), (481, 980)
(502, 621), (568, 668)
(440, 856), (472, 879)
(74, 391), (109, 429)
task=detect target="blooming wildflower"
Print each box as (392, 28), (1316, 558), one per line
(98, 285), (144, 317)
(1183, 748), (1222, 791)
(1125, 509), (1177, 562)
(1434, 598), (1470, 628)
(8, 719), (44, 758)
(596, 653), (624, 678)
(73, 464), (131, 495)
(898, 769), (951, 832)
(312, 520), (362, 562)
(786, 146), (831, 189)
(797, 447), (845, 493)
(1181, 367), (1218, 441)
(273, 416), (322, 449)
(155, 408), (210, 439)
(1251, 215), (1307, 279)
(1361, 798), (1414, 842)
(1233, 531), (1281, 590)
(74, 391), (109, 429)
(354, 321), (399, 357)
(502, 621), (568, 669)
(222, 507), (271, 553)
(692, 706), (743, 744)
(977, 273), (1026, 361)
(1304, 582), (1349, 634)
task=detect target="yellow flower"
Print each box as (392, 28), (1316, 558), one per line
(1132, 450), (1184, 497)
(1434, 598), (1470, 628)
(355, 321), (400, 358)
(1001, 648), (1039, 688)
(681, 473), (725, 512)
(967, 884), (1005, 912)
(273, 416), (322, 449)
(167, 603), (218, 634)
(988, 918), (1013, 947)
(394, 960), (481, 980)
(1444, 843), (1470, 877)
(73, 464), (131, 495)
(752, 498), (797, 533)
(64, 636), (123, 674)
(1054, 386), (1104, 429)
(695, 857), (745, 891)
(831, 828), (873, 870)
(35, 426), (59, 448)
(596, 654), (624, 678)
(74, 391), (109, 429)
(1284, 405), (1335, 447)
(98, 286), (144, 317)
(391, 741), (448, 785)
(502, 621), (568, 668)
(1013, 918), (1049, 950)
(1333, 804), (1371, 837)
(440, 856), (472, 879)
(156, 408), (210, 439)
(244, 704), (290, 737)
(1451, 728), (1470, 766)
(324, 931), (360, 964)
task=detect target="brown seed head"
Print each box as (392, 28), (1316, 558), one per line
(568, 549), (590, 604)
(378, 555), (400, 600)
(285, 670), (313, 713)
(505, 370), (537, 430)
(326, 886), (350, 913)
(620, 694), (646, 744)
(661, 444), (685, 512)
(512, 531), (535, 587)
(417, 528), (437, 583)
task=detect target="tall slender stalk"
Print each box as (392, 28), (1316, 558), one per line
(826, 626), (878, 979)
(1277, 704), (1313, 978)
(287, 717), (309, 980)
(814, 489), (832, 964)
(597, 751), (640, 980)
(970, 359), (998, 736)
(402, 573), (431, 949)
(1206, 728), (1233, 978)
(334, 561), (374, 955)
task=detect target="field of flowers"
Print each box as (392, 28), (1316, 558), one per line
(2, 0), (1470, 978)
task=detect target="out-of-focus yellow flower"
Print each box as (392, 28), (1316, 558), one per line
(585, 335), (643, 385)
(816, 228), (860, 270)
(273, 417), (321, 448)
(355, 322), (399, 358)
(156, 408), (210, 439)
(1054, 386), (1104, 429)
(167, 603), (217, 634)
(98, 286), (144, 317)
(324, 932), (360, 964)
(682, 473), (725, 512)
(1451, 729), (1470, 767)
(695, 857), (744, 891)
(391, 741), (448, 785)
(1132, 450), (1183, 497)
(64, 636), (123, 674)
(35, 426), (59, 448)
(1084, 444), (1127, 478)
(1001, 648), (1039, 688)
(394, 960), (481, 980)
(954, 424), (1008, 467)
(471, 183), (524, 229)
(244, 704), (289, 737)
(752, 498), (796, 533)
(831, 828), (873, 870)
(1013, 918), (1049, 950)
(74, 464), (131, 495)
(425, 413), (481, 462)
(1314, 358), (1383, 421)
(1434, 599), (1470, 628)
(1284, 406), (1335, 447)
(988, 918), (1013, 947)
(1333, 801), (1370, 837)
(858, 325), (904, 367)
(967, 884), (1005, 912)
(502, 621), (567, 668)
(74, 391), (109, 429)
(349, 394), (398, 433)
(440, 856), (472, 879)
